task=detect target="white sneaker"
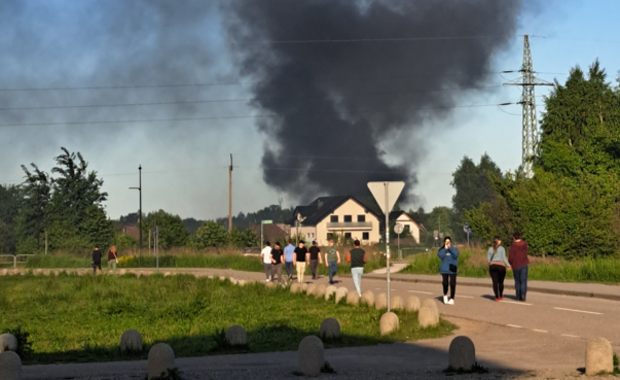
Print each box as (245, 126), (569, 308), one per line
(265, 279), (270, 282)
(447, 298), (455, 305)
(443, 296), (449, 304)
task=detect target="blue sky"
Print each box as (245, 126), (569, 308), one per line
(0, 0), (619, 220)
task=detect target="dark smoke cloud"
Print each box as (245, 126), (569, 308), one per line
(221, 0), (525, 201)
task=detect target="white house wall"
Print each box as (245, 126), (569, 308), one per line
(315, 199), (381, 245)
(395, 214), (420, 243)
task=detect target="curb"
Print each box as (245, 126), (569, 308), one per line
(343, 274), (620, 302)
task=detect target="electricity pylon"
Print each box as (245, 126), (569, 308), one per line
(503, 35), (553, 178)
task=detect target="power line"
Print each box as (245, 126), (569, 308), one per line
(0, 102), (519, 128)
(0, 71), (566, 92)
(0, 85), (507, 111)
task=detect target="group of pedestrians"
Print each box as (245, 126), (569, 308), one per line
(259, 239), (368, 296)
(437, 231), (530, 304)
(91, 245), (119, 274)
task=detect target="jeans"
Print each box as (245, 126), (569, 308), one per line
(328, 261), (338, 283)
(263, 263), (272, 280)
(310, 259), (319, 279)
(92, 262), (102, 274)
(442, 273), (457, 299)
(108, 260), (117, 273)
(271, 264), (283, 283)
(489, 264), (507, 299)
(513, 265), (529, 300)
(285, 262), (294, 279)
(351, 267), (364, 296)
(296, 262), (306, 283)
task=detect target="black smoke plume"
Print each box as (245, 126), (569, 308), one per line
(221, 0), (525, 201)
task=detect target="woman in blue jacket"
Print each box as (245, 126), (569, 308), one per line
(437, 236), (459, 305)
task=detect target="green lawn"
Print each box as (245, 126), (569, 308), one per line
(0, 273), (454, 364)
(22, 253), (386, 275)
(402, 250), (620, 284)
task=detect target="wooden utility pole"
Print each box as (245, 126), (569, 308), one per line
(228, 154), (233, 231)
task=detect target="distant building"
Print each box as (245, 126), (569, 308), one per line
(288, 196), (382, 245)
(250, 223), (290, 246)
(389, 211), (423, 244)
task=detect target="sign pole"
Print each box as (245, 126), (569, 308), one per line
(385, 182), (391, 312)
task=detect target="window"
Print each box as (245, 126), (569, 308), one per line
(404, 225), (411, 232)
(363, 232), (369, 240)
(357, 215), (366, 222)
(330, 215), (338, 223)
(344, 215), (352, 222)
(345, 232), (352, 239)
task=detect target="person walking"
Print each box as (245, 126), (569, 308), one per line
(437, 236), (459, 305)
(487, 236), (511, 302)
(293, 241), (308, 283)
(308, 241), (322, 280)
(283, 240), (296, 281)
(509, 231), (530, 302)
(347, 240), (367, 297)
(324, 239), (341, 284)
(270, 242), (284, 283)
(107, 245), (119, 274)
(260, 242), (273, 282)
(92, 246), (103, 275)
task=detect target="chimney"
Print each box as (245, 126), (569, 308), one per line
(317, 199), (323, 209)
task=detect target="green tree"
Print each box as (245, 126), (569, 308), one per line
(451, 154), (502, 217)
(192, 221), (228, 249)
(0, 185), (22, 253)
(228, 228), (259, 248)
(143, 210), (189, 249)
(16, 164), (52, 252)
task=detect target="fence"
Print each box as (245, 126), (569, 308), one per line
(0, 254), (29, 268)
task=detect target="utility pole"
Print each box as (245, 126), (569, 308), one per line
(503, 35), (553, 178)
(129, 165), (142, 254)
(228, 154), (233, 232)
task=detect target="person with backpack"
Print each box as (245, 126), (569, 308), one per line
(347, 240), (367, 297)
(487, 236), (511, 302)
(437, 236), (459, 305)
(509, 231), (530, 302)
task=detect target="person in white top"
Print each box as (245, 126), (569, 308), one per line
(261, 242), (273, 282)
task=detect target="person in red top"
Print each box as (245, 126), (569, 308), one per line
(508, 231), (530, 302)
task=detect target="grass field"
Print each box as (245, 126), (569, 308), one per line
(402, 249), (620, 283)
(0, 273), (453, 364)
(21, 252), (386, 275)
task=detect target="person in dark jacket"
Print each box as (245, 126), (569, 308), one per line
(437, 236), (459, 305)
(92, 246), (103, 274)
(508, 231), (530, 302)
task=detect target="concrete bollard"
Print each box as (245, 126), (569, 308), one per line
(406, 296), (421, 312)
(418, 306), (440, 328)
(449, 336), (476, 370)
(585, 337), (613, 376)
(1, 269), (8, 276)
(297, 336), (324, 377)
(379, 312), (399, 336)
(324, 285), (337, 301)
(346, 291), (360, 305)
(290, 283), (301, 293)
(391, 295), (404, 310)
(314, 284), (327, 298)
(422, 299), (439, 315)
(119, 269), (127, 275)
(320, 318), (341, 340)
(120, 330), (143, 353)
(300, 283), (308, 293)
(0, 334), (18, 353)
(361, 290), (375, 306)
(306, 284), (317, 296)
(0, 351), (22, 380)
(335, 287), (348, 303)
(238, 279), (246, 286)
(148, 343), (175, 379)
(226, 325), (247, 346)
(163, 272), (172, 277)
(375, 293), (388, 310)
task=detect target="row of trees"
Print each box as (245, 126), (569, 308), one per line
(464, 62), (620, 258)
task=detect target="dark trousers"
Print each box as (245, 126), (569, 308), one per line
(441, 273), (457, 299)
(513, 265), (529, 300)
(92, 261), (102, 274)
(263, 263), (272, 280)
(328, 261), (338, 283)
(310, 259), (319, 279)
(271, 264), (283, 283)
(489, 264), (507, 299)
(285, 262), (294, 278)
